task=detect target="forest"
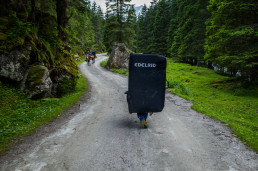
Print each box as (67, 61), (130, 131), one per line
(0, 0), (257, 88)
(137, 0), (257, 83)
(0, 0), (258, 154)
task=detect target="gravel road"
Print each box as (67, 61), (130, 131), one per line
(0, 53), (257, 171)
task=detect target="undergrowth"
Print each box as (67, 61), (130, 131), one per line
(0, 59), (87, 154)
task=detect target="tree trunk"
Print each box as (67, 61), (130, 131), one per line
(56, 0), (68, 41)
(29, 0), (35, 22)
(207, 62), (213, 69)
(0, 0), (8, 17)
(40, 0), (48, 11)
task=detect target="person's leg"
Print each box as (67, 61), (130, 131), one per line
(143, 112), (148, 121)
(137, 112), (148, 128)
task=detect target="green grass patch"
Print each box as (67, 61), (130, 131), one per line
(0, 59), (87, 153)
(166, 59), (258, 151)
(110, 68), (128, 76)
(100, 58), (108, 67)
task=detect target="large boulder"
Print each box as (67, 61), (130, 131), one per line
(107, 43), (129, 70)
(24, 65), (53, 99)
(0, 42), (31, 82)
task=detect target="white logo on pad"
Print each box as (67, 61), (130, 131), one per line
(134, 63), (156, 68)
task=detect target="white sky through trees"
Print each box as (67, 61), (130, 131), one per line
(92, 0), (152, 12)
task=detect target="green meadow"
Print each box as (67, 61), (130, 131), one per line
(166, 59), (258, 151)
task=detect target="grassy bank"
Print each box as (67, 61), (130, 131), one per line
(166, 59), (258, 151)
(101, 58), (258, 151)
(0, 59), (87, 153)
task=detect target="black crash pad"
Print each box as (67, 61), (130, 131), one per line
(126, 54), (166, 113)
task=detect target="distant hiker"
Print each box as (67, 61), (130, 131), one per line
(87, 54), (91, 66)
(91, 54), (95, 64)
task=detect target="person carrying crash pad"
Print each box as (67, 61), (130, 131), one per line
(125, 54), (167, 128)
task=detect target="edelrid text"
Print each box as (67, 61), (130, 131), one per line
(134, 63), (156, 68)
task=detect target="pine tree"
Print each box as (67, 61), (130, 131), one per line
(178, 0), (210, 64)
(67, 0), (96, 53)
(125, 5), (137, 51)
(136, 4), (148, 53)
(105, 0), (132, 43)
(91, 3), (106, 52)
(169, 0), (210, 64)
(56, 0), (69, 41)
(205, 0), (258, 81)
(167, 0), (179, 55)
(104, 0), (135, 53)
(169, 0), (186, 58)
(152, 0), (171, 55)
(144, 1), (158, 54)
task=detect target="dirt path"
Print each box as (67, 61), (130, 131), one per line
(0, 54), (257, 171)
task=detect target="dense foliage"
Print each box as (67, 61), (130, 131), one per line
(205, 0), (258, 81)
(0, 0), (106, 99)
(136, 0), (258, 82)
(0, 0), (106, 55)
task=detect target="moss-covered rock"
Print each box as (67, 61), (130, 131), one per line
(0, 36), (25, 54)
(0, 17), (8, 31)
(0, 32), (7, 40)
(55, 75), (76, 97)
(0, 25), (7, 31)
(50, 66), (77, 97)
(27, 65), (46, 85)
(0, 17), (8, 24)
(0, 44), (30, 82)
(35, 10), (58, 44)
(25, 65), (53, 99)
(0, 9), (80, 100)
(107, 43), (129, 70)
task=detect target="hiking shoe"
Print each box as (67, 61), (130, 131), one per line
(141, 120), (148, 129)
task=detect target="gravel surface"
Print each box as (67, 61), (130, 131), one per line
(0, 53), (257, 171)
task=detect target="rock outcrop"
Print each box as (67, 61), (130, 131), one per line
(0, 43), (31, 82)
(0, 40), (78, 99)
(24, 65), (53, 99)
(50, 69), (76, 97)
(106, 43), (129, 70)
(0, 9), (78, 99)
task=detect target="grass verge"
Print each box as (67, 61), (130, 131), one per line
(100, 58), (128, 76)
(100, 58), (108, 67)
(166, 59), (258, 151)
(0, 59), (87, 154)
